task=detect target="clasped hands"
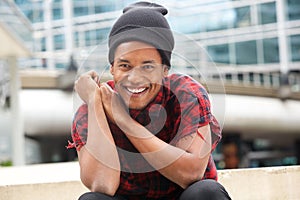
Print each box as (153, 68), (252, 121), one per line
(74, 70), (129, 124)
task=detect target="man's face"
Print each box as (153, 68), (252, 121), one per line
(111, 41), (169, 110)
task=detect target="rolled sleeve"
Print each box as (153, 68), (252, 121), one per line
(170, 75), (221, 151)
(67, 104), (88, 151)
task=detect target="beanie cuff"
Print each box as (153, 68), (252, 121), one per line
(109, 26), (173, 67)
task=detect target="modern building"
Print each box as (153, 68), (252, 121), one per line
(0, 0), (33, 166)
(9, 0), (300, 167)
(14, 0), (300, 71)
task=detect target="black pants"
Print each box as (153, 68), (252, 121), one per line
(78, 179), (231, 200)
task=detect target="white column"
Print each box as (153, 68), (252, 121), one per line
(63, 0), (74, 56)
(276, 0), (289, 74)
(9, 56), (25, 166)
(44, 0), (55, 69)
(276, 0), (292, 99)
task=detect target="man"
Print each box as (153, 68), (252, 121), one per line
(68, 2), (231, 200)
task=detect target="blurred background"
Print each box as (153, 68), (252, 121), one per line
(0, 0), (299, 170)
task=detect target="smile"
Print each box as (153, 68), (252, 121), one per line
(126, 87), (147, 94)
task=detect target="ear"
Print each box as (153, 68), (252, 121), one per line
(163, 65), (169, 77)
(110, 64), (114, 75)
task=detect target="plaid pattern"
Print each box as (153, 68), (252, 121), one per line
(68, 73), (221, 199)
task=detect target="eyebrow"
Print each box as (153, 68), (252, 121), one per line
(116, 58), (130, 63)
(116, 59), (156, 64)
(142, 60), (156, 64)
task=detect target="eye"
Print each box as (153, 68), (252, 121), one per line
(142, 65), (155, 71)
(118, 64), (131, 70)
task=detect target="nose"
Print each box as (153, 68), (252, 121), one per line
(127, 67), (144, 84)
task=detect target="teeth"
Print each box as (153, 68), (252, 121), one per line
(127, 87), (146, 94)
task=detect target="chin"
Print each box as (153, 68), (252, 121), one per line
(128, 104), (147, 110)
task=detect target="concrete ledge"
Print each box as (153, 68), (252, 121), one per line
(0, 181), (88, 200)
(0, 162), (299, 200)
(218, 166), (300, 200)
(0, 162), (88, 200)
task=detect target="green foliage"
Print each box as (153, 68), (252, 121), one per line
(0, 160), (12, 167)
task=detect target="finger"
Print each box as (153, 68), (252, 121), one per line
(99, 84), (107, 94)
(87, 70), (100, 85)
(103, 82), (115, 93)
(87, 70), (99, 80)
(85, 70), (96, 76)
(93, 76), (100, 85)
(74, 80), (78, 92)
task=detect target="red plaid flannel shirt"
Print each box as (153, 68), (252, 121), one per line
(68, 73), (222, 199)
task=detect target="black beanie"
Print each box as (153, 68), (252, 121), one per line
(108, 1), (174, 68)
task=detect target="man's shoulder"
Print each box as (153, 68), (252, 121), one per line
(73, 104), (88, 124)
(76, 104), (88, 114)
(167, 73), (202, 86)
(166, 73), (207, 96)
(167, 73), (193, 81)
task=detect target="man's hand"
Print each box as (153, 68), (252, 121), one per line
(74, 70), (100, 104)
(99, 83), (130, 125)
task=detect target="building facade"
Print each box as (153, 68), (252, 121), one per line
(12, 0), (300, 167)
(14, 1), (299, 67)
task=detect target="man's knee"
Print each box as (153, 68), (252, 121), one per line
(179, 179), (231, 200)
(78, 192), (112, 200)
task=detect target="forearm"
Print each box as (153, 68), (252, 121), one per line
(119, 119), (209, 188)
(86, 97), (120, 169)
(78, 146), (120, 195)
(80, 94), (120, 195)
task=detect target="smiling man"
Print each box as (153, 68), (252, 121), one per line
(68, 2), (231, 200)
(111, 41), (168, 110)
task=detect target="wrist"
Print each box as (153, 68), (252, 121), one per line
(87, 89), (100, 107)
(87, 93), (95, 106)
(116, 116), (136, 133)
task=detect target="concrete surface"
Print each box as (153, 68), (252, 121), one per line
(0, 162), (88, 200)
(218, 166), (300, 200)
(0, 162), (299, 200)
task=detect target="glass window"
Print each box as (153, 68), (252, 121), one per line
(27, 9), (44, 23)
(15, 1), (44, 23)
(287, 0), (300, 21)
(234, 6), (251, 28)
(94, 5), (104, 13)
(84, 28), (110, 46)
(235, 40), (257, 64)
(169, 14), (203, 34)
(34, 37), (45, 52)
(96, 28), (110, 43)
(52, 0), (63, 20)
(14, 0), (28, 4)
(94, 1), (116, 13)
(85, 30), (93, 46)
(122, 0), (137, 7)
(55, 62), (66, 69)
(290, 34), (300, 62)
(206, 9), (235, 32)
(74, 6), (89, 17)
(54, 34), (65, 50)
(52, 8), (63, 20)
(259, 2), (277, 24)
(207, 44), (230, 64)
(263, 38), (279, 63)
(74, 32), (79, 48)
(41, 37), (46, 52)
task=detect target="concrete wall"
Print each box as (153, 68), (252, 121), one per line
(0, 162), (88, 200)
(0, 162), (299, 200)
(218, 166), (300, 200)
